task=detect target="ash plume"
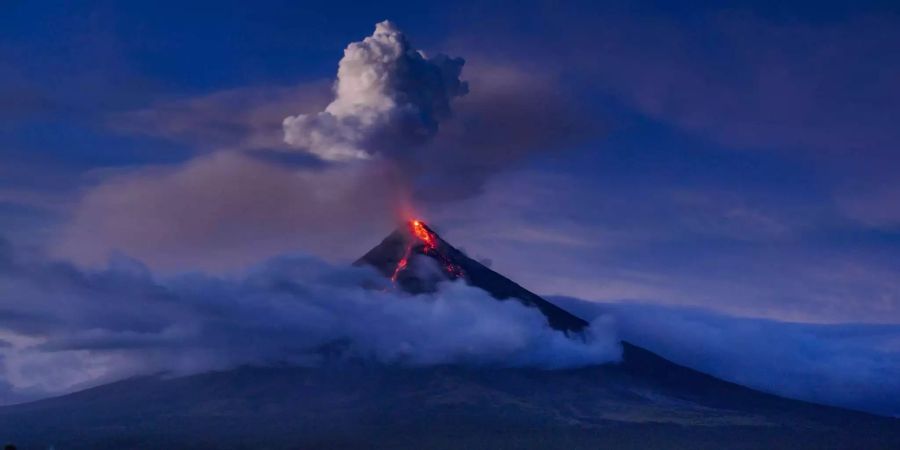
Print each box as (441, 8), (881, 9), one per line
(283, 20), (468, 161)
(55, 20), (599, 273)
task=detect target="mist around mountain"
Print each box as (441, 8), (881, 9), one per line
(555, 297), (900, 418)
(1, 222), (898, 449)
(356, 220), (591, 333)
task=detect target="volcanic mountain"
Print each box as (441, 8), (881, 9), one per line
(1, 221), (899, 449)
(356, 220), (588, 333)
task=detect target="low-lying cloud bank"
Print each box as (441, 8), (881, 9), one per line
(555, 297), (900, 417)
(0, 241), (619, 404)
(7, 237), (898, 418)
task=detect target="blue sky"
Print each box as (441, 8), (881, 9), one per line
(2, 0), (900, 326)
(2, 0), (900, 416)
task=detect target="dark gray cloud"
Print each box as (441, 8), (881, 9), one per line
(555, 297), (900, 417)
(0, 239), (620, 403)
(409, 63), (598, 201)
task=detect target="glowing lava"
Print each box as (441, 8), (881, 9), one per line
(390, 247), (411, 282)
(391, 219), (464, 282)
(411, 220), (437, 250)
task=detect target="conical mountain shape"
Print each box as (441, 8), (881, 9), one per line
(356, 220), (589, 333)
(3, 222), (898, 449)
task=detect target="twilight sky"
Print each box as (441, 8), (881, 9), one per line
(2, 0), (900, 416)
(3, 1), (900, 324)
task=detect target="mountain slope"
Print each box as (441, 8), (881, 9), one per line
(356, 220), (589, 332)
(1, 344), (898, 449)
(1, 221), (897, 449)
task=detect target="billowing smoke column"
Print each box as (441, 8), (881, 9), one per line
(283, 21), (468, 161)
(56, 19), (599, 271)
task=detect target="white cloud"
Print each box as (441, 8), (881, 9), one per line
(283, 21), (468, 161)
(0, 244), (620, 403)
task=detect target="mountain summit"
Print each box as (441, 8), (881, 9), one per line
(356, 219), (589, 333)
(1, 219), (899, 449)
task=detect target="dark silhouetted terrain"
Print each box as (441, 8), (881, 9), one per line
(2, 222), (897, 449)
(1, 343), (899, 449)
(357, 221), (589, 332)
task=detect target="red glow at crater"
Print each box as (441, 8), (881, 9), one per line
(391, 219), (464, 282)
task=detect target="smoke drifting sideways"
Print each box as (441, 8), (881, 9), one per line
(283, 20), (468, 162)
(555, 297), (900, 418)
(53, 21), (597, 271)
(0, 240), (620, 404)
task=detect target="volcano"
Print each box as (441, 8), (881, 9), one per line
(0, 221), (898, 449)
(356, 220), (589, 333)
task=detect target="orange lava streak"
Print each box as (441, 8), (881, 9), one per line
(410, 220), (437, 250)
(391, 219), (464, 283)
(391, 246), (412, 282)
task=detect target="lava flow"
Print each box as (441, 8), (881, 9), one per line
(391, 220), (464, 282)
(411, 220), (437, 250)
